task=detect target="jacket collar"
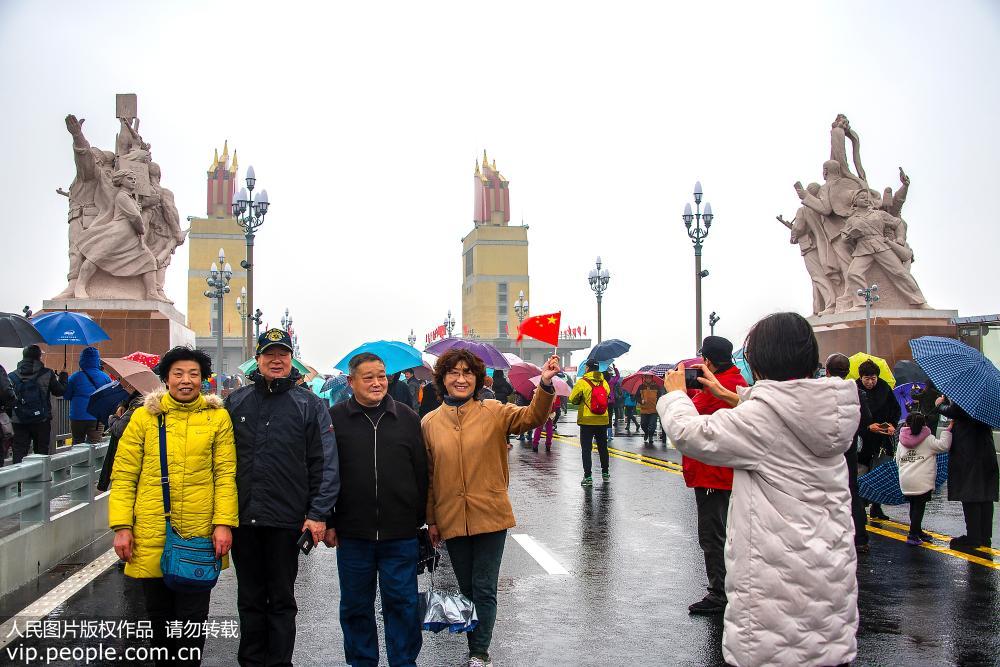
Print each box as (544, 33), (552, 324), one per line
(345, 395), (398, 418)
(144, 387), (221, 416)
(250, 368), (302, 395)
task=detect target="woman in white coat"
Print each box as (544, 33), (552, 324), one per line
(657, 312), (859, 667)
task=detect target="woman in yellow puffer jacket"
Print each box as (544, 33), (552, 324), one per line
(109, 347), (237, 666)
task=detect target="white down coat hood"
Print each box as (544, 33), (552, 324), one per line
(658, 377), (860, 667)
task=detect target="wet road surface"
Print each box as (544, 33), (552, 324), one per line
(1, 418), (997, 666)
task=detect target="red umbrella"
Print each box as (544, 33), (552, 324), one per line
(507, 362), (542, 398)
(124, 351), (161, 370)
(621, 372), (664, 394)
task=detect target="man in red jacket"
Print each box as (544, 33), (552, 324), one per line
(685, 336), (748, 615)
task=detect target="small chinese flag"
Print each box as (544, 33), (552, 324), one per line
(517, 311), (561, 346)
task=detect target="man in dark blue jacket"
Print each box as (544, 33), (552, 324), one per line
(225, 329), (339, 667)
(63, 346), (112, 445)
(326, 352), (428, 667)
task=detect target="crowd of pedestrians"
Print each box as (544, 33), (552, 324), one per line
(2, 308), (996, 667)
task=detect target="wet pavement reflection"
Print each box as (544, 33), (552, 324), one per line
(1, 418), (997, 666)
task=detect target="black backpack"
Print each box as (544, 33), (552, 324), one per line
(10, 371), (52, 423)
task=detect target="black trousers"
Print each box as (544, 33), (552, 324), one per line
(845, 443), (868, 546)
(141, 577), (211, 666)
(70, 419), (101, 445)
(962, 501), (995, 546)
(695, 487), (730, 604)
(232, 526), (301, 667)
(624, 408), (639, 432)
(579, 424), (609, 476)
(639, 413), (657, 440)
(12, 421), (50, 463)
(907, 490), (932, 537)
(446, 530), (507, 659)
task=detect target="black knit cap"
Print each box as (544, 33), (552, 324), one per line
(700, 336), (734, 366)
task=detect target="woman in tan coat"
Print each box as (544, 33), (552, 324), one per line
(423, 349), (559, 667)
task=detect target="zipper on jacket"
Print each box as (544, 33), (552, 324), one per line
(364, 413), (385, 540)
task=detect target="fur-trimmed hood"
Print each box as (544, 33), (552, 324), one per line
(144, 387), (224, 415)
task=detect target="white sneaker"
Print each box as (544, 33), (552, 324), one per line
(468, 656), (493, 667)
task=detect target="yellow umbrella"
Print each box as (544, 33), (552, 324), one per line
(847, 353), (895, 388)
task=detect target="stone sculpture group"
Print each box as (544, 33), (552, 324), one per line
(781, 114), (929, 315)
(53, 94), (185, 303)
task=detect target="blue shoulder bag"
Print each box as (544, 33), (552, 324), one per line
(158, 415), (221, 592)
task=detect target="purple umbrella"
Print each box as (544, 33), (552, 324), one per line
(424, 338), (510, 370)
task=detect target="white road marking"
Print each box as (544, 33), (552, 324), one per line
(0, 548), (119, 650)
(511, 534), (569, 575)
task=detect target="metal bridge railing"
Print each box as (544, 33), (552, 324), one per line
(0, 441), (109, 528)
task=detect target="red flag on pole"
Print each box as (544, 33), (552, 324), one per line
(517, 311), (561, 346)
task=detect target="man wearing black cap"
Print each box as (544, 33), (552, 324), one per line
(225, 329), (340, 666)
(684, 336), (747, 615)
(8, 345), (67, 464)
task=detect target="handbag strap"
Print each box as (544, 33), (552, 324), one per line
(158, 415), (171, 519)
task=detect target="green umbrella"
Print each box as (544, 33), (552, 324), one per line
(239, 357), (310, 375)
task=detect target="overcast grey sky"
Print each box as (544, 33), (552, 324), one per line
(1, 1), (998, 372)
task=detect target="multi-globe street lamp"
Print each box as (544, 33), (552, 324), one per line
(408, 329), (417, 348)
(709, 311), (720, 336)
(203, 248), (233, 394)
(444, 310), (456, 338)
(683, 181), (714, 349)
(858, 283), (879, 354)
(587, 257), (610, 343)
(232, 165), (270, 363)
(513, 290), (529, 357)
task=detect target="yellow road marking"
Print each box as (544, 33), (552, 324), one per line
(549, 434), (998, 569)
(868, 517), (1000, 558)
(865, 524), (999, 569)
(551, 434), (682, 475)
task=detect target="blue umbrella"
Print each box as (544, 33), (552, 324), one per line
(32, 310), (111, 370)
(733, 348), (754, 386)
(858, 455), (949, 506)
(638, 363), (674, 378)
(586, 339), (630, 363)
(910, 336), (1000, 429)
(87, 380), (129, 428)
(31, 311), (110, 345)
(334, 340), (422, 376)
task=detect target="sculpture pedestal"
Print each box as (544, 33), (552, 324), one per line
(39, 299), (194, 369)
(809, 308), (958, 369)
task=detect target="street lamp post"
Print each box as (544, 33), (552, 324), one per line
(235, 287), (248, 361)
(408, 329), (417, 348)
(683, 182), (714, 349)
(709, 311), (720, 336)
(858, 283), (879, 354)
(513, 290), (529, 358)
(232, 166), (270, 365)
(203, 248), (233, 394)
(250, 308), (263, 341)
(587, 257), (610, 343)
(444, 310), (456, 338)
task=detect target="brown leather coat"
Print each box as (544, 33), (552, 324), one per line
(422, 387), (554, 540)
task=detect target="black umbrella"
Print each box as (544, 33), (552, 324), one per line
(0, 312), (45, 348)
(585, 338), (631, 363)
(893, 359), (930, 386)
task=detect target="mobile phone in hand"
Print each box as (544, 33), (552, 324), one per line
(684, 368), (704, 390)
(296, 530), (314, 555)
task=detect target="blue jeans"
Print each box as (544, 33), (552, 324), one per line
(337, 537), (421, 667)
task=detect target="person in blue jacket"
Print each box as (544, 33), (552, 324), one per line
(63, 346), (111, 445)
